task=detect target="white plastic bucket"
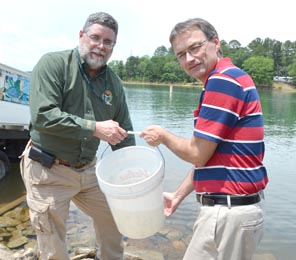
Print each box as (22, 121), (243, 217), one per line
(96, 146), (165, 239)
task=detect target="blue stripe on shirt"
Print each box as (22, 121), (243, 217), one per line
(216, 141), (265, 156)
(194, 166), (267, 182)
(236, 114), (263, 127)
(199, 105), (238, 127)
(207, 77), (243, 100)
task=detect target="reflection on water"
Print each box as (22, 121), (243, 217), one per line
(258, 90), (296, 258)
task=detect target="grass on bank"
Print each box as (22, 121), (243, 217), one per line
(273, 82), (296, 92)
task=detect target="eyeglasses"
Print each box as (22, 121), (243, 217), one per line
(176, 40), (208, 61)
(84, 33), (115, 49)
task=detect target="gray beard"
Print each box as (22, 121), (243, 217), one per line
(78, 45), (106, 70)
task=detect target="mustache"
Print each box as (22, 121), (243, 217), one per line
(92, 48), (106, 56)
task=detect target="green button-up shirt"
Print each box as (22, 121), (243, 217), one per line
(29, 48), (135, 166)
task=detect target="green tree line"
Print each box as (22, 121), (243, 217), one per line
(109, 37), (296, 88)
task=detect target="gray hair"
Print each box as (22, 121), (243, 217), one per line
(169, 18), (222, 55)
(83, 12), (118, 38)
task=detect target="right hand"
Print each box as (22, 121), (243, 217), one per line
(139, 125), (164, 146)
(94, 120), (127, 145)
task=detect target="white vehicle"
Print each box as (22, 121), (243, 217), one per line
(0, 63), (30, 180)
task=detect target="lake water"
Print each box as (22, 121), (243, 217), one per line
(1, 83), (295, 259)
(121, 84), (296, 260)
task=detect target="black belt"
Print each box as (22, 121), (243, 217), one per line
(196, 193), (261, 206)
(29, 142), (87, 169)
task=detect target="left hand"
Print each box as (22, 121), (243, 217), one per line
(163, 192), (182, 217)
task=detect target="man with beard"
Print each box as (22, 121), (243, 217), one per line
(20, 12), (135, 260)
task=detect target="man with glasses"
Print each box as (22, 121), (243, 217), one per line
(140, 18), (268, 260)
(20, 12), (135, 260)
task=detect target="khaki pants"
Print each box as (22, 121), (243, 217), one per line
(20, 144), (123, 260)
(183, 203), (264, 260)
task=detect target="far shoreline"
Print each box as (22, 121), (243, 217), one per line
(123, 81), (296, 92)
(123, 81), (203, 88)
(272, 82), (296, 92)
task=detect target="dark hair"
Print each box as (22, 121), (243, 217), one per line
(83, 12), (118, 38)
(169, 18), (222, 55)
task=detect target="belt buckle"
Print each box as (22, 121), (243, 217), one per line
(199, 194), (215, 206)
(203, 197), (215, 206)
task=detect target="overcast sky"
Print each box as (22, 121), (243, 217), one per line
(0, 0), (293, 72)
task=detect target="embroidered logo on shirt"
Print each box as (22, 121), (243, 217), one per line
(102, 90), (112, 106)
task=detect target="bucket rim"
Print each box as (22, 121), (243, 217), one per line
(96, 145), (164, 190)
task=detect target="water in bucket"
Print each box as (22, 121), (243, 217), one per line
(96, 146), (165, 239)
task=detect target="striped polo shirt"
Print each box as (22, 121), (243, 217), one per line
(193, 57), (268, 195)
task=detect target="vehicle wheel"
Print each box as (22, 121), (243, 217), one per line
(0, 151), (10, 181)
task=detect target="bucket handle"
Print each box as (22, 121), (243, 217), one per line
(100, 144), (165, 174)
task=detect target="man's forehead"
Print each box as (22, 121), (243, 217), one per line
(173, 30), (205, 50)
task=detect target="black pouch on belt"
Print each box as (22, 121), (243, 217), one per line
(28, 146), (56, 168)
